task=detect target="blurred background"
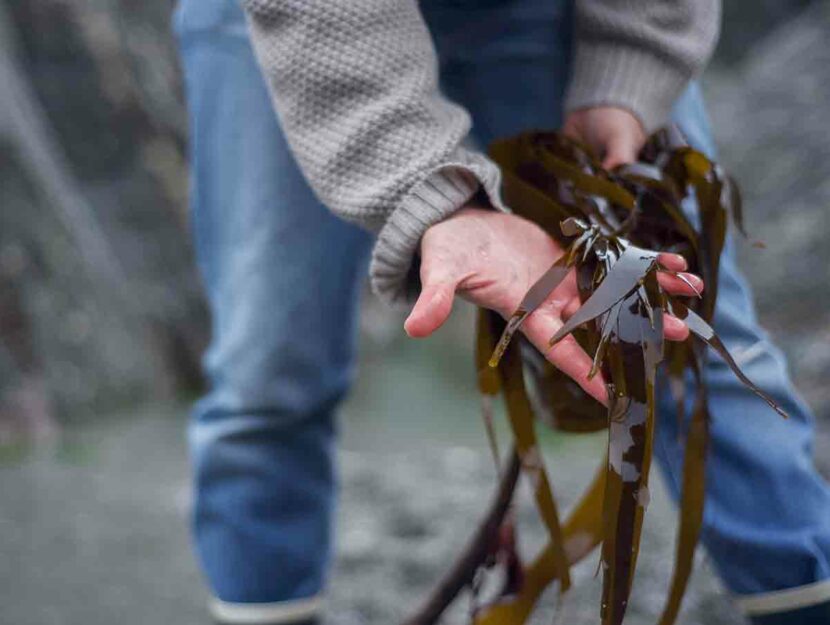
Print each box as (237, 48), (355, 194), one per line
(0, 1), (828, 624)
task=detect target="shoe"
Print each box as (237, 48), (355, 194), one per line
(214, 619), (318, 625)
(748, 599), (830, 625)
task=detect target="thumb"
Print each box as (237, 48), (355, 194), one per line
(602, 132), (640, 169)
(404, 281), (457, 338)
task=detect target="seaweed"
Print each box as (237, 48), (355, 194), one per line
(403, 128), (789, 625)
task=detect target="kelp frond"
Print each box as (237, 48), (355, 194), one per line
(403, 128), (788, 625)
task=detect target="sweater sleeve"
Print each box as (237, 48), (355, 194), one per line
(565, 0), (722, 132)
(240, 0), (506, 305)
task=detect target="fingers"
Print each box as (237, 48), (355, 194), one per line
(406, 217), (471, 338)
(561, 296), (581, 322)
(559, 253), (700, 320)
(656, 253), (703, 296)
(561, 116), (582, 141)
(560, 254), (696, 341)
(522, 309), (609, 406)
(404, 282), (456, 338)
(556, 255), (701, 302)
(657, 272), (703, 298)
(656, 252), (687, 272)
(602, 131), (640, 169)
(663, 314), (690, 341)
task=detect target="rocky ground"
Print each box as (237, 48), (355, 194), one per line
(0, 403), (741, 625)
(0, 297), (797, 625)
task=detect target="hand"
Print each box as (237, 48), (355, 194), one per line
(404, 206), (703, 405)
(563, 106), (647, 169)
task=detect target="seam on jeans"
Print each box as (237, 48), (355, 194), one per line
(210, 594), (323, 624)
(732, 340), (767, 368)
(734, 578), (830, 615)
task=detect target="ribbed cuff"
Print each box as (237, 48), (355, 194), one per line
(564, 41), (691, 133)
(369, 147), (507, 305)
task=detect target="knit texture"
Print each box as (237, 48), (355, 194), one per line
(243, 0), (720, 304)
(565, 0), (721, 131)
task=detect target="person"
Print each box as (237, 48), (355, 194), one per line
(173, 1), (830, 623)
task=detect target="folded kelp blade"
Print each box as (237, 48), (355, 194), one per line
(657, 365), (708, 625)
(548, 244), (659, 349)
(489, 257), (571, 368)
(490, 240), (660, 377)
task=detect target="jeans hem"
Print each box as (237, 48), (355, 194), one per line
(735, 578), (830, 615)
(210, 594), (323, 624)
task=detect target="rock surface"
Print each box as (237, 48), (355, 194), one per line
(0, 0), (205, 422)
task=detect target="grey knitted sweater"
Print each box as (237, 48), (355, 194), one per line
(242, 0), (721, 304)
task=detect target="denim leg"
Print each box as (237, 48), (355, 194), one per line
(656, 89), (830, 599)
(422, 0), (574, 144)
(424, 0), (830, 611)
(175, 0), (372, 616)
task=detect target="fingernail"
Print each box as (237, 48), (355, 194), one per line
(681, 273), (703, 290)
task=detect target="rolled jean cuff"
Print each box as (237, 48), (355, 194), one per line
(210, 594), (323, 624)
(735, 578), (830, 620)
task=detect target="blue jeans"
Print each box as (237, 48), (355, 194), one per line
(175, 0), (830, 621)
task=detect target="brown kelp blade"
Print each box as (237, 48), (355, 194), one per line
(488, 257), (570, 368)
(537, 147), (636, 212)
(474, 464), (608, 625)
(403, 451), (522, 625)
(493, 313), (572, 591)
(549, 245), (658, 348)
(427, 128), (783, 625)
(627, 272), (663, 580)
(724, 173), (747, 237)
(477, 309), (502, 396)
(600, 283), (662, 625)
(589, 300), (623, 379)
(683, 154), (727, 321)
(672, 302), (789, 418)
(658, 384), (709, 625)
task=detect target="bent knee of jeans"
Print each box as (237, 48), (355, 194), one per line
(196, 351), (354, 431)
(197, 312), (357, 427)
(189, 378), (346, 459)
(188, 408), (337, 482)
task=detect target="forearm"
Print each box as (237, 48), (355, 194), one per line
(565, 0), (722, 131)
(241, 0), (505, 304)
